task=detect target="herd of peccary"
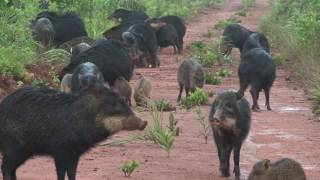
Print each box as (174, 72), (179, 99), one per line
(0, 7), (306, 180)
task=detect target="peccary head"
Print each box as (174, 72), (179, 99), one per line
(191, 67), (204, 92)
(247, 159), (271, 180)
(219, 35), (233, 56)
(84, 84), (147, 133)
(70, 42), (91, 58)
(107, 9), (130, 21)
(209, 90), (242, 130)
(33, 17), (55, 46)
(122, 31), (142, 62)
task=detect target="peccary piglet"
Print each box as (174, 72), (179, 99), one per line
(60, 73), (72, 93)
(0, 85), (147, 180)
(71, 62), (106, 93)
(209, 90), (251, 179)
(220, 24), (270, 56)
(177, 59), (204, 102)
(248, 158), (306, 180)
(107, 9), (149, 23)
(113, 76), (132, 106)
(237, 33), (276, 111)
(134, 76), (152, 107)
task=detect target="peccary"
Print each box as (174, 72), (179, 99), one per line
(0, 85), (147, 180)
(209, 90), (251, 179)
(71, 62), (106, 93)
(32, 17), (55, 47)
(113, 76), (132, 106)
(177, 59), (204, 102)
(60, 39), (134, 86)
(134, 76), (152, 107)
(237, 33), (276, 111)
(107, 9), (149, 23)
(60, 73), (72, 93)
(248, 158), (306, 180)
(70, 42), (91, 59)
(58, 36), (95, 52)
(220, 24), (270, 56)
(31, 11), (87, 47)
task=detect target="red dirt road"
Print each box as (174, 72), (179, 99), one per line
(4, 0), (320, 179)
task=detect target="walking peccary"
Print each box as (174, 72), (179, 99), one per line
(177, 59), (204, 102)
(208, 90), (251, 179)
(248, 158), (306, 180)
(0, 85), (147, 180)
(134, 76), (152, 107)
(113, 76), (132, 106)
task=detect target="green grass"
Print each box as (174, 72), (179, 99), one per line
(205, 72), (222, 85)
(195, 106), (211, 144)
(119, 160), (140, 177)
(190, 40), (223, 68)
(216, 68), (232, 77)
(180, 88), (209, 109)
(213, 15), (241, 30)
(151, 99), (176, 111)
(242, 0), (255, 8)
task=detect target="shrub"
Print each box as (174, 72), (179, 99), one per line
(119, 160), (140, 177)
(181, 88), (209, 109)
(205, 72), (222, 85)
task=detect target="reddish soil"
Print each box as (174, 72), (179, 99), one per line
(2, 0), (320, 179)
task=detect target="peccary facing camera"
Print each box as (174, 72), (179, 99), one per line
(177, 59), (204, 102)
(220, 24), (270, 56)
(32, 17), (55, 47)
(248, 158), (306, 180)
(237, 33), (276, 111)
(71, 62), (106, 93)
(0, 85), (147, 180)
(60, 39), (134, 86)
(209, 90), (251, 179)
(31, 11), (87, 47)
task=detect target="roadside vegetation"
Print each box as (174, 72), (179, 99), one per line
(260, 0), (320, 110)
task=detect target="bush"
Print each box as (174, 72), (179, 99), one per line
(205, 72), (222, 85)
(190, 40), (223, 68)
(180, 88), (208, 109)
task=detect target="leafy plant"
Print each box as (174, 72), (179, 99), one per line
(167, 112), (180, 136)
(191, 40), (223, 68)
(196, 106), (211, 144)
(119, 160), (140, 177)
(205, 72), (222, 85)
(216, 68), (232, 77)
(180, 88), (209, 109)
(152, 99), (176, 111)
(31, 78), (48, 86)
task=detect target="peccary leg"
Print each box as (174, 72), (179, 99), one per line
(185, 87), (190, 97)
(250, 81), (261, 110)
(2, 151), (28, 180)
(177, 84), (184, 102)
(237, 76), (250, 98)
(173, 45), (177, 54)
(214, 134), (231, 177)
(233, 143), (242, 178)
(54, 154), (68, 180)
(66, 155), (80, 180)
(264, 87), (271, 110)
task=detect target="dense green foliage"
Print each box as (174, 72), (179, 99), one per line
(0, 0), (224, 79)
(261, 0), (320, 87)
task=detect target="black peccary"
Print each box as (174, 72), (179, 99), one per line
(122, 23), (159, 67)
(32, 17), (55, 47)
(209, 90), (251, 179)
(107, 8), (149, 23)
(237, 33), (276, 111)
(70, 42), (92, 59)
(31, 11), (87, 47)
(155, 16), (186, 52)
(58, 36), (95, 53)
(177, 59), (204, 102)
(71, 62), (106, 93)
(0, 85), (147, 180)
(60, 39), (134, 86)
(220, 24), (270, 56)
(248, 158), (306, 180)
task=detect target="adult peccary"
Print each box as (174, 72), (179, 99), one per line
(58, 36), (95, 53)
(113, 76), (132, 106)
(0, 85), (147, 180)
(209, 90), (251, 179)
(148, 16), (186, 52)
(71, 62), (106, 93)
(31, 11), (87, 47)
(107, 8), (149, 23)
(32, 17), (55, 47)
(60, 39), (134, 86)
(248, 158), (306, 180)
(220, 24), (270, 56)
(70, 42), (91, 59)
(237, 33), (276, 111)
(177, 59), (204, 102)
(60, 73), (72, 93)
(134, 76), (152, 107)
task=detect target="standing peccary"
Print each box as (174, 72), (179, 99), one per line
(208, 90), (251, 179)
(0, 85), (147, 180)
(220, 24), (270, 56)
(60, 39), (134, 86)
(32, 17), (55, 47)
(248, 158), (306, 180)
(237, 33), (276, 111)
(134, 76), (152, 107)
(107, 9), (149, 23)
(113, 76), (132, 106)
(60, 73), (72, 93)
(31, 11), (88, 47)
(71, 62), (106, 93)
(177, 59), (204, 102)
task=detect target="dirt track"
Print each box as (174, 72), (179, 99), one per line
(5, 0), (320, 179)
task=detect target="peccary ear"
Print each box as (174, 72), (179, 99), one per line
(150, 21), (167, 30)
(262, 159), (271, 171)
